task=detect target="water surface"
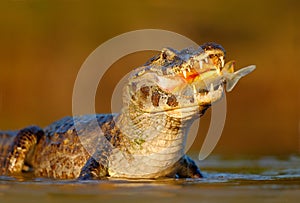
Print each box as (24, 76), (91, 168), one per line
(1, 155), (300, 203)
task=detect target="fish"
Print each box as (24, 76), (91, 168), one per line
(221, 60), (256, 92)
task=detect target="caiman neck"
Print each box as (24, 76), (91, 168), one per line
(116, 103), (195, 154)
(107, 103), (196, 178)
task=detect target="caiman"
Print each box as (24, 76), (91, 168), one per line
(0, 43), (255, 180)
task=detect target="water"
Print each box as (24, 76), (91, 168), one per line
(1, 155), (300, 203)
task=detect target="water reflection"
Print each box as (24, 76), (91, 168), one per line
(1, 155), (300, 203)
(1, 155), (300, 185)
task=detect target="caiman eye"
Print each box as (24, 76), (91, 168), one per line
(162, 52), (167, 59)
(161, 48), (178, 61)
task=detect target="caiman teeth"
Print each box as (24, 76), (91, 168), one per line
(204, 58), (208, 63)
(221, 56), (225, 67)
(199, 60), (203, 69)
(182, 70), (187, 78)
(192, 85), (197, 94)
(218, 85), (223, 91)
(210, 83), (214, 92)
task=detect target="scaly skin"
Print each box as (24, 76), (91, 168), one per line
(0, 42), (253, 180)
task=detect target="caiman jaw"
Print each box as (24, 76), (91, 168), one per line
(178, 50), (227, 108)
(126, 43), (228, 116)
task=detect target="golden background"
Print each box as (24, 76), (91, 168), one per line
(0, 0), (299, 156)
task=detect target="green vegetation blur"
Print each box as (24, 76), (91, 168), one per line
(0, 0), (299, 155)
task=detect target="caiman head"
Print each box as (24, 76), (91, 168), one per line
(123, 42), (255, 120)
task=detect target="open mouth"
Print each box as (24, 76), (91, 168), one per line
(177, 55), (225, 100)
(151, 54), (226, 109)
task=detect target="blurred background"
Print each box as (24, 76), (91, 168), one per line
(0, 0), (299, 156)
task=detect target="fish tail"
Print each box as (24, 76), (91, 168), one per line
(225, 65), (256, 92)
(226, 75), (242, 92)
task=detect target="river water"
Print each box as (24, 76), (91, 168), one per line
(1, 155), (300, 203)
